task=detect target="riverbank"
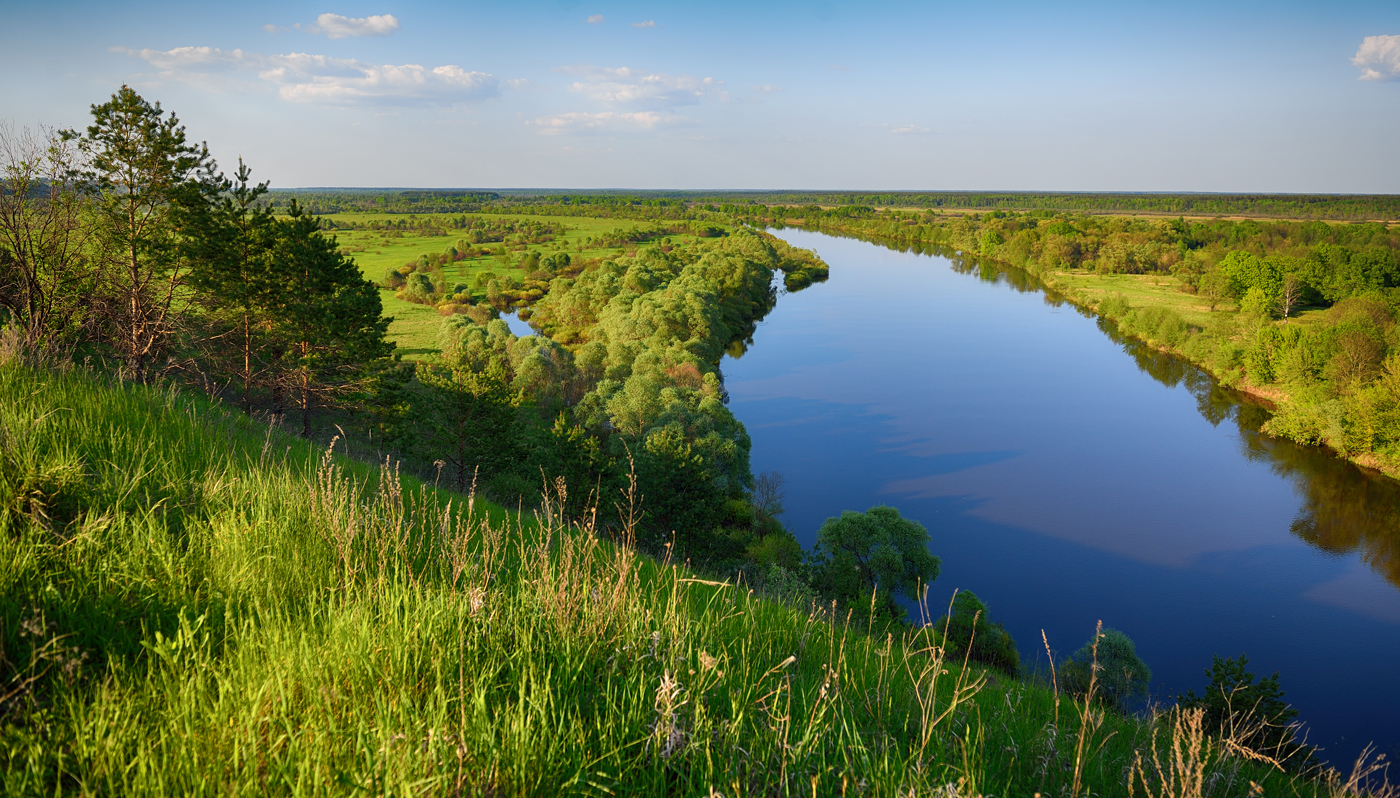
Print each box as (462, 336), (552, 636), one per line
(1031, 267), (1399, 479)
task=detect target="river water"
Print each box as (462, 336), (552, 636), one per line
(722, 228), (1400, 766)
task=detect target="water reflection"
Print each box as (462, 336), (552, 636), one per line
(930, 241), (1400, 594)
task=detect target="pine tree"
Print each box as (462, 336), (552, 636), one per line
(270, 202), (394, 434)
(188, 160), (277, 409)
(67, 86), (219, 381)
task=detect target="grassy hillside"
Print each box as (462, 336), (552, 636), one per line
(0, 363), (1365, 796)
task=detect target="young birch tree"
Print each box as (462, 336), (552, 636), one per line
(0, 124), (95, 358)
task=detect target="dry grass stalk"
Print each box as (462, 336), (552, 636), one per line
(1070, 621), (1116, 797)
(1128, 707), (1211, 798)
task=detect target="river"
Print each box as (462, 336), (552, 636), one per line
(722, 228), (1400, 767)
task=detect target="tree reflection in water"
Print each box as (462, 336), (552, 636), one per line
(774, 228), (1400, 592)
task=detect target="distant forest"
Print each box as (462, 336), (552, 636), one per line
(269, 189), (1400, 221)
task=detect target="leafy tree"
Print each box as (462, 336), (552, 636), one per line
(1198, 268), (1232, 311)
(1177, 655), (1316, 772)
(809, 506), (940, 624)
(0, 123), (95, 358)
(67, 85), (219, 381)
(1060, 627), (1151, 712)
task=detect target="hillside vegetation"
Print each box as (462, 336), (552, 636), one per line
(1, 363), (1364, 796)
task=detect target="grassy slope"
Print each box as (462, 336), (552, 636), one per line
(325, 213), (710, 359)
(0, 364), (1333, 796)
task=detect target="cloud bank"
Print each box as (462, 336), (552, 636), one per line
(560, 65), (725, 108)
(122, 46), (496, 106)
(529, 111), (687, 135)
(303, 13), (400, 39)
(1353, 35), (1400, 81)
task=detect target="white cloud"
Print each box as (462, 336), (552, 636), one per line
(559, 65), (725, 108)
(631, 20), (656, 28)
(586, 14), (604, 24)
(119, 45), (254, 72)
(529, 111), (688, 135)
(751, 84), (781, 93)
(122, 46), (497, 106)
(1353, 34), (1400, 81)
(890, 125), (932, 135)
(302, 13), (400, 39)
(262, 24), (286, 34)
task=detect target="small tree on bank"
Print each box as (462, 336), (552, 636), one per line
(809, 505), (940, 624)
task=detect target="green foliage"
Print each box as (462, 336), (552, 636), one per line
(809, 506), (940, 624)
(414, 361), (520, 491)
(1061, 628), (1151, 713)
(1178, 655), (1316, 772)
(936, 591), (1020, 676)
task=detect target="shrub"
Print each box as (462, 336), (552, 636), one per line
(937, 591), (1020, 676)
(1060, 627), (1151, 712)
(1097, 293), (1131, 319)
(1177, 655), (1316, 772)
(761, 563), (817, 608)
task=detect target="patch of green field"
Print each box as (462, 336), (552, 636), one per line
(1048, 269), (1224, 328)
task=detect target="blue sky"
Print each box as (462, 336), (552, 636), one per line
(3, 0), (1398, 191)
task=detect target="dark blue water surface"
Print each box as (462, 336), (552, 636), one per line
(723, 229), (1400, 767)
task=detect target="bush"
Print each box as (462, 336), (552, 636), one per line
(746, 530), (803, 571)
(1060, 627), (1151, 712)
(398, 272), (437, 305)
(1177, 655), (1316, 772)
(937, 591), (1020, 676)
(762, 564), (817, 608)
(1097, 293), (1131, 319)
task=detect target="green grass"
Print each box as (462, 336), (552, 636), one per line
(0, 363), (1371, 796)
(321, 212), (713, 358)
(1046, 270), (1224, 330)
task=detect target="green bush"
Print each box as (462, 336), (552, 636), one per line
(937, 591), (1020, 677)
(1060, 627), (1151, 712)
(1178, 655), (1316, 772)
